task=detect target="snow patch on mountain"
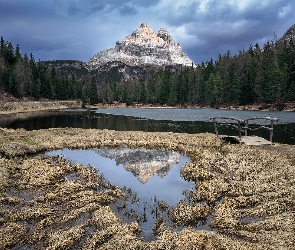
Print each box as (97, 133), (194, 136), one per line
(87, 23), (195, 70)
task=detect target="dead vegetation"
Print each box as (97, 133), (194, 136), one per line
(0, 128), (294, 249)
(0, 100), (81, 115)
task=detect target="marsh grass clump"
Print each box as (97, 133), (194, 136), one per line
(208, 145), (295, 249)
(0, 222), (29, 249)
(0, 128), (294, 249)
(44, 224), (86, 250)
(0, 143), (127, 249)
(170, 201), (211, 226)
(0, 157), (10, 192)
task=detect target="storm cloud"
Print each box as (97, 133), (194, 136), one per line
(0, 0), (294, 64)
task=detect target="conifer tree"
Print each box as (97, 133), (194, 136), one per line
(89, 76), (98, 104)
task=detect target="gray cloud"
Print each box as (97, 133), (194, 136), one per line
(51, 0), (160, 17)
(0, 0), (294, 64)
(163, 0), (295, 62)
(119, 5), (138, 16)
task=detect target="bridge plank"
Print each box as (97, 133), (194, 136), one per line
(233, 136), (272, 145)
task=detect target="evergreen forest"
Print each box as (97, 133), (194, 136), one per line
(0, 37), (98, 105)
(99, 39), (295, 108)
(1, 35), (295, 108)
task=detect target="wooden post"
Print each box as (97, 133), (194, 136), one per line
(270, 120), (274, 143)
(244, 119), (248, 136)
(214, 118), (218, 137)
(210, 117), (218, 137)
(238, 120), (242, 139)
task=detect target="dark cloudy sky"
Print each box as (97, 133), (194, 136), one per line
(1, 0), (294, 64)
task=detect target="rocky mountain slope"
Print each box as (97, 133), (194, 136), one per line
(86, 23), (195, 70)
(279, 24), (295, 42)
(41, 60), (88, 78)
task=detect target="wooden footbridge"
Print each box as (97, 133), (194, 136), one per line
(210, 116), (279, 145)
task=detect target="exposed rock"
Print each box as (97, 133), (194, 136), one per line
(41, 60), (89, 77)
(87, 23), (195, 71)
(278, 24), (295, 43)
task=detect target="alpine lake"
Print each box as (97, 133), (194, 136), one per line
(1, 107), (295, 144)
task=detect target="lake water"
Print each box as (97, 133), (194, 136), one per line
(0, 107), (294, 144)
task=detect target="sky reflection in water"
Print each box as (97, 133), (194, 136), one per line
(47, 148), (195, 240)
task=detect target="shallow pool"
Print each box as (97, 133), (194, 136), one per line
(47, 147), (197, 240)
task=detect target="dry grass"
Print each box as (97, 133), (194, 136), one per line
(0, 100), (81, 115)
(0, 128), (294, 249)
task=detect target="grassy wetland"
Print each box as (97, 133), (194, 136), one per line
(0, 127), (294, 249)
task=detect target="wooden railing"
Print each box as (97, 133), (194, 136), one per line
(210, 116), (279, 143)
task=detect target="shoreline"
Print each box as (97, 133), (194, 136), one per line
(1, 100), (295, 116)
(0, 100), (82, 115)
(86, 102), (295, 112)
(87, 101), (295, 112)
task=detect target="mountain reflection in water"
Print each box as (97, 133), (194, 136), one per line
(93, 148), (181, 183)
(47, 148), (192, 204)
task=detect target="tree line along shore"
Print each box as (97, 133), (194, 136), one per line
(1, 36), (295, 109)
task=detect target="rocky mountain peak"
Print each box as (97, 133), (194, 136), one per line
(276, 24), (295, 48)
(86, 23), (195, 70)
(157, 28), (176, 45)
(280, 24), (295, 42)
(122, 23), (166, 48)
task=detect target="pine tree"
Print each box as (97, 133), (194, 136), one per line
(139, 79), (147, 103)
(15, 44), (22, 61)
(12, 60), (26, 97)
(0, 36), (4, 53)
(89, 77), (98, 104)
(287, 81), (295, 101)
(81, 81), (89, 107)
(168, 73), (178, 106)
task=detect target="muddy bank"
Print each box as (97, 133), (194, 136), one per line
(0, 128), (294, 249)
(0, 100), (81, 115)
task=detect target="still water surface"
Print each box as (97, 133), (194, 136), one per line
(1, 107), (294, 144)
(94, 107), (295, 123)
(47, 148), (192, 204)
(47, 148), (195, 240)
